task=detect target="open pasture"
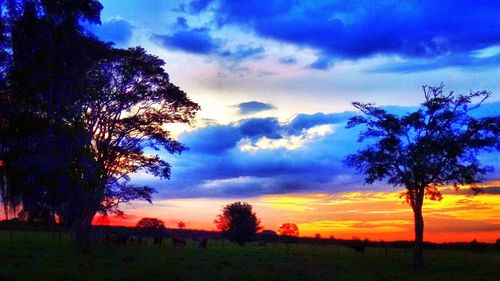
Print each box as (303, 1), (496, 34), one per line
(0, 231), (498, 281)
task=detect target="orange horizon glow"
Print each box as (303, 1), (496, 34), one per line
(91, 183), (500, 243)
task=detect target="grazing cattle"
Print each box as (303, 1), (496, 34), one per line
(137, 236), (145, 245)
(89, 233), (103, 243)
(153, 236), (164, 246)
(349, 242), (366, 253)
(172, 236), (187, 248)
(470, 240), (488, 253)
(104, 234), (114, 244)
(197, 238), (208, 249)
(116, 234), (129, 247)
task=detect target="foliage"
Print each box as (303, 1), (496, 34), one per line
(345, 84), (499, 269)
(345, 84), (499, 199)
(0, 0), (108, 224)
(136, 217), (165, 230)
(259, 229), (278, 242)
(177, 221), (186, 229)
(214, 202), (261, 245)
(278, 223), (299, 237)
(0, 0), (199, 247)
(82, 46), (199, 216)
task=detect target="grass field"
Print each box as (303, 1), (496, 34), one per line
(0, 231), (498, 281)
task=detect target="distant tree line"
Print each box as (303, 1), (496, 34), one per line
(0, 0), (199, 248)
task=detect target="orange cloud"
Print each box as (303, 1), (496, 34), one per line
(92, 185), (500, 243)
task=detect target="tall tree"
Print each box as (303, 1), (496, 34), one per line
(0, 1), (199, 249)
(214, 202), (261, 245)
(0, 3), (7, 217)
(0, 0), (103, 222)
(345, 84), (499, 270)
(65, 46), (199, 246)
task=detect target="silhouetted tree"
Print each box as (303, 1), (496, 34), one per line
(259, 229), (278, 244)
(136, 217), (165, 245)
(278, 223), (299, 237)
(0, 1), (199, 248)
(0, 3), (7, 218)
(64, 46), (199, 247)
(0, 0), (105, 226)
(214, 202), (261, 246)
(136, 217), (166, 230)
(345, 84), (499, 270)
(278, 223), (299, 248)
(177, 221), (186, 229)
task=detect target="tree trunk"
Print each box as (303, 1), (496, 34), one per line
(73, 209), (96, 252)
(413, 199), (425, 270)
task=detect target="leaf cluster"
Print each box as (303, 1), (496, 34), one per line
(214, 202), (261, 245)
(345, 84), (499, 206)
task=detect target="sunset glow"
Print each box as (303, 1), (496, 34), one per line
(2, 0), (499, 247)
(2, 1), (500, 280)
(93, 183), (500, 243)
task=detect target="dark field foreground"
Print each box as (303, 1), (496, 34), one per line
(0, 231), (498, 281)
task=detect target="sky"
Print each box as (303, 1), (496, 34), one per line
(86, 0), (500, 242)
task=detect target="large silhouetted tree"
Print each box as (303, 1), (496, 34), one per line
(345, 84), (499, 270)
(0, 3), (7, 217)
(65, 46), (199, 246)
(0, 0), (105, 224)
(214, 202), (261, 245)
(0, 6), (6, 146)
(0, 0), (199, 248)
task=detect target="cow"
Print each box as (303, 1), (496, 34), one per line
(196, 237), (208, 249)
(153, 235), (164, 246)
(172, 236), (187, 248)
(115, 234), (129, 247)
(349, 242), (366, 253)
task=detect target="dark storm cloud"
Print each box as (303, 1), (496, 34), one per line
(189, 0), (500, 70)
(86, 18), (134, 45)
(179, 117), (283, 155)
(371, 53), (500, 73)
(309, 55), (335, 70)
(136, 111), (366, 198)
(133, 103), (500, 199)
(188, 0), (212, 13)
(236, 101), (276, 115)
(285, 112), (354, 135)
(239, 118), (282, 139)
(279, 56), (297, 65)
(152, 22), (266, 62)
(152, 27), (221, 55)
(219, 46), (265, 61)
(178, 125), (241, 154)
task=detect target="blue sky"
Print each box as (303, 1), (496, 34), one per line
(86, 0), (500, 199)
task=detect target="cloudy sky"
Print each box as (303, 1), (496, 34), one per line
(86, 0), (500, 241)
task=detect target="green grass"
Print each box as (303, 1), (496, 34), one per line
(0, 231), (498, 281)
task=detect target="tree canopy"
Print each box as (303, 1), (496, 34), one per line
(278, 223), (299, 237)
(177, 221), (186, 229)
(345, 84), (499, 269)
(0, 0), (199, 247)
(214, 202), (261, 245)
(136, 217), (166, 230)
